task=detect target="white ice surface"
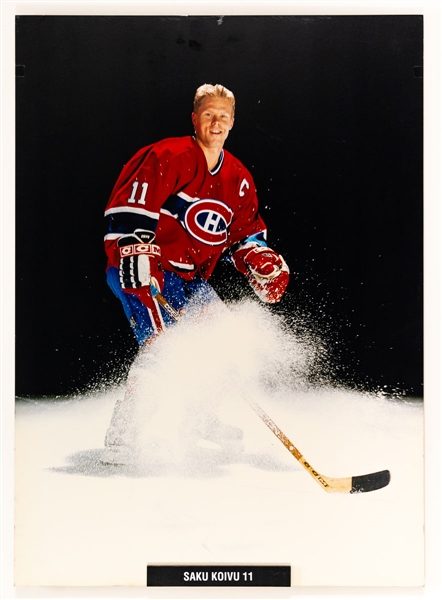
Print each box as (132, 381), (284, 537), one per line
(14, 302), (425, 589)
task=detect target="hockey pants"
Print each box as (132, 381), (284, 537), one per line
(106, 266), (220, 345)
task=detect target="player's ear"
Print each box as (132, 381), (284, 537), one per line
(229, 117), (234, 130)
(191, 112), (197, 127)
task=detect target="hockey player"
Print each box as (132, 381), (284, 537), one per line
(101, 83), (289, 465)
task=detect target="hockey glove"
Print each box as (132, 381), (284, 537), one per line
(232, 245), (289, 303)
(118, 229), (164, 309)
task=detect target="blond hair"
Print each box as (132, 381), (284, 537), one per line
(193, 83), (235, 115)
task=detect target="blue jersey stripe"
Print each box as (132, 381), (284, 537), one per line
(105, 210), (159, 235)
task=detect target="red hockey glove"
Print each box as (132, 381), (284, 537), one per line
(233, 245), (289, 303)
(118, 230), (164, 310)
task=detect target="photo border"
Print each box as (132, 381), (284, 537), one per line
(2, 1), (440, 598)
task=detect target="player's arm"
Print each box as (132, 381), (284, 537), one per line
(104, 147), (176, 309)
(228, 172), (289, 304)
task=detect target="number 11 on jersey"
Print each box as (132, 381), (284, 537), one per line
(128, 181), (148, 205)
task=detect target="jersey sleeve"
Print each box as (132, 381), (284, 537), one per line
(227, 166), (268, 254)
(104, 143), (189, 267)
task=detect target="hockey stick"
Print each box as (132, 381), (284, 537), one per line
(150, 284), (390, 494)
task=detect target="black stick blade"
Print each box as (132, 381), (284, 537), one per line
(350, 470), (391, 494)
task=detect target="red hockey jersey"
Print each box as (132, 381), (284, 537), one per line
(104, 136), (267, 280)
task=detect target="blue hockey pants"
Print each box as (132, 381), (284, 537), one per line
(106, 266), (219, 345)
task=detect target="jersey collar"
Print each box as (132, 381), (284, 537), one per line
(191, 136), (224, 176)
(209, 150), (224, 176)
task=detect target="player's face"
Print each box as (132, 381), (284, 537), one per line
(192, 97), (234, 151)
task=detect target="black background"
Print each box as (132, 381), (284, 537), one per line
(15, 15), (423, 397)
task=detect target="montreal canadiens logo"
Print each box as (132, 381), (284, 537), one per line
(184, 199), (233, 246)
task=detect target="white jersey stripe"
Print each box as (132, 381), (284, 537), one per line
(177, 191), (199, 202)
(104, 233), (122, 241)
(168, 259), (195, 270)
(104, 206), (159, 219)
(160, 208), (178, 218)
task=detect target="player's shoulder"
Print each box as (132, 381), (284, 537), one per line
(223, 148), (254, 178)
(150, 135), (196, 158)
